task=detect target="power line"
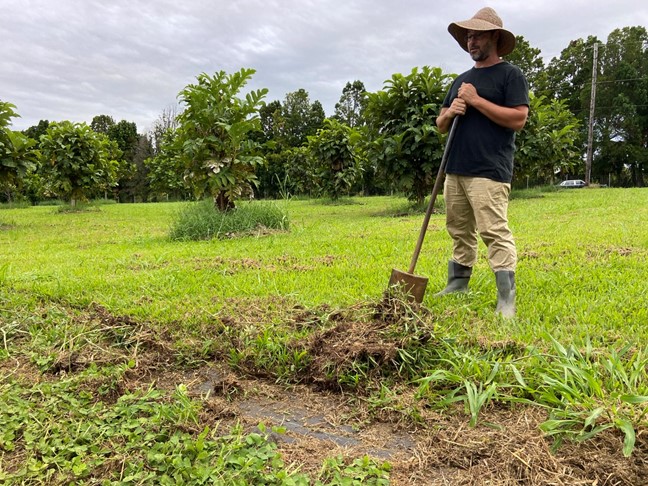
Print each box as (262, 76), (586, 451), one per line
(595, 77), (648, 85)
(583, 39), (648, 50)
(573, 105), (648, 113)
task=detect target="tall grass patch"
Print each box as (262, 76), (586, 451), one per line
(169, 199), (289, 241)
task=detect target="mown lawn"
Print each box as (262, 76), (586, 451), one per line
(1, 188), (647, 484)
(2, 189), (646, 343)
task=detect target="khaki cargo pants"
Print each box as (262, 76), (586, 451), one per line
(444, 174), (516, 272)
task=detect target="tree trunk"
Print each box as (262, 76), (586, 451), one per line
(631, 163), (645, 187)
(214, 191), (235, 211)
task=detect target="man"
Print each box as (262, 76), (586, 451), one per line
(435, 7), (529, 318)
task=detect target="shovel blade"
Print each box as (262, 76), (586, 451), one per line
(387, 268), (428, 304)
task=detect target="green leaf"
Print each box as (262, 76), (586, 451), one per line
(620, 395), (648, 404)
(583, 406), (606, 428)
(510, 364), (527, 388)
(615, 418), (636, 457)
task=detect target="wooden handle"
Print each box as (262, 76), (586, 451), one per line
(407, 116), (459, 274)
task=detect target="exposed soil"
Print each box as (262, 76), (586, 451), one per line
(3, 300), (647, 485)
(141, 363), (646, 486)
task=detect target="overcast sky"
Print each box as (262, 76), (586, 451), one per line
(2, 0), (647, 133)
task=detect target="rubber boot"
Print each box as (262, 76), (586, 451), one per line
(495, 271), (516, 318)
(435, 260), (472, 296)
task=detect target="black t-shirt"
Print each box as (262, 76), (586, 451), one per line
(442, 62), (529, 183)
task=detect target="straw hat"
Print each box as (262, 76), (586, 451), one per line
(448, 7), (516, 56)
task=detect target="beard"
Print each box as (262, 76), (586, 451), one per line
(470, 49), (489, 62)
(469, 37), (497, 62)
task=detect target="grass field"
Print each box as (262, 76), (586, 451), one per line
(1, 188), (647, 484)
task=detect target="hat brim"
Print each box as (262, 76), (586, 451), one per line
(448, 20), (516, 56)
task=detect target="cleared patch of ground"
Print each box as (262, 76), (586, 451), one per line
(151, 364), (646, 485)
(2, 300), (647, 485)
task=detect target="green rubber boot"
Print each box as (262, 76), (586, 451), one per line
(435, 260), (472, 296)
(495, 271), (516, 318)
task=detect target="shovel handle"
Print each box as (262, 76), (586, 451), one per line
(407, 116), (459, 274)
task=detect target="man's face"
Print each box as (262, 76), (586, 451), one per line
(465, 30), (497, 61)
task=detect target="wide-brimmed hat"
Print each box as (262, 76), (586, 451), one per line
(448, 7), (516, 56)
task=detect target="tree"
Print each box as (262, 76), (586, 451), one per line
(542, 27), (648, 187)
(145, 107), (185, 201)
(91, 115), (116, 135)
(171, 68), (268, 211)
(515, 93), (581, 185)
(149, 105), (179, 156)
(307, 119), (361, 199)
(1, 101), (38, 201)
(39, 121), (121, 207)
(541, 36), (600, 113)
(259, 100), (282, 143)
(594, 26), (648, 186)
(276, 89), (325, 148)
(23, 120), (50, 141)
(255, 91), (324, 199)
(504, 36), (546, 93)
(144, 128), (188, 201)
(103, 119), (141, 201)
(333, 80), (367, 128)
(106, 120), (138, 159)
(365, 66), (453, 205)
(120, 134), (154, 202)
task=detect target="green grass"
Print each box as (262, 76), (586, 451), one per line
(169, 199), (289, 241)
(1, 190), (646, 343)
(1, 188), (647, 482)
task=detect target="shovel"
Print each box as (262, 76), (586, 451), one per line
(387, 116), (459, 303)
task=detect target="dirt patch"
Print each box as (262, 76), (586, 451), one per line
(169, 363), (648, 485)
(47, 303), (177, 374)
(586, 245), (646, 260)
(4, 300), (647, 485)
(191, 254), (342, 274)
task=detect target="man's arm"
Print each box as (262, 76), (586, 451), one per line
(457, 82), (528, 131)
(436, 101), (465, 134)
(436, 107), (466, 133)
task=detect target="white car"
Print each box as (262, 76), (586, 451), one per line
(559, 179), (586, 188)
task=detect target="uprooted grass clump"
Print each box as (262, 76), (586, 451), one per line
(213, 296), (648, 460)
(0, 296), (392, 485)
(169, 199), (289, 241)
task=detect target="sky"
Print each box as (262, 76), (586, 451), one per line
(2, 0), (647, 133)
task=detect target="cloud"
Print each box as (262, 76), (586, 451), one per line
(2, 0), (647, 133)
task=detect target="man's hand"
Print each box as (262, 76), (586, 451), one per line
(458, 82), (479, 106)
(446, 82), (478, 118)
(448, 97), (467, 117)
(455, 81), (529, 131)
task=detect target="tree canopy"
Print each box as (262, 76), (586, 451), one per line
(1, 101), (38, 197)
(39, 121), (121, 206)
(365, 66), (453, 205)
(333, 80), (367, 128)
(168, 68), (268, 210)
(4, 24), (647, 205)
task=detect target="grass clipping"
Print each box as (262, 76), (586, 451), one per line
(170, 199), (289, 241)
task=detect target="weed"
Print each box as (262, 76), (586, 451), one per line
(315, 455), (390, 485)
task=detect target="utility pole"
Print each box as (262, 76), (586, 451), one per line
(585, 42), (598, 185)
